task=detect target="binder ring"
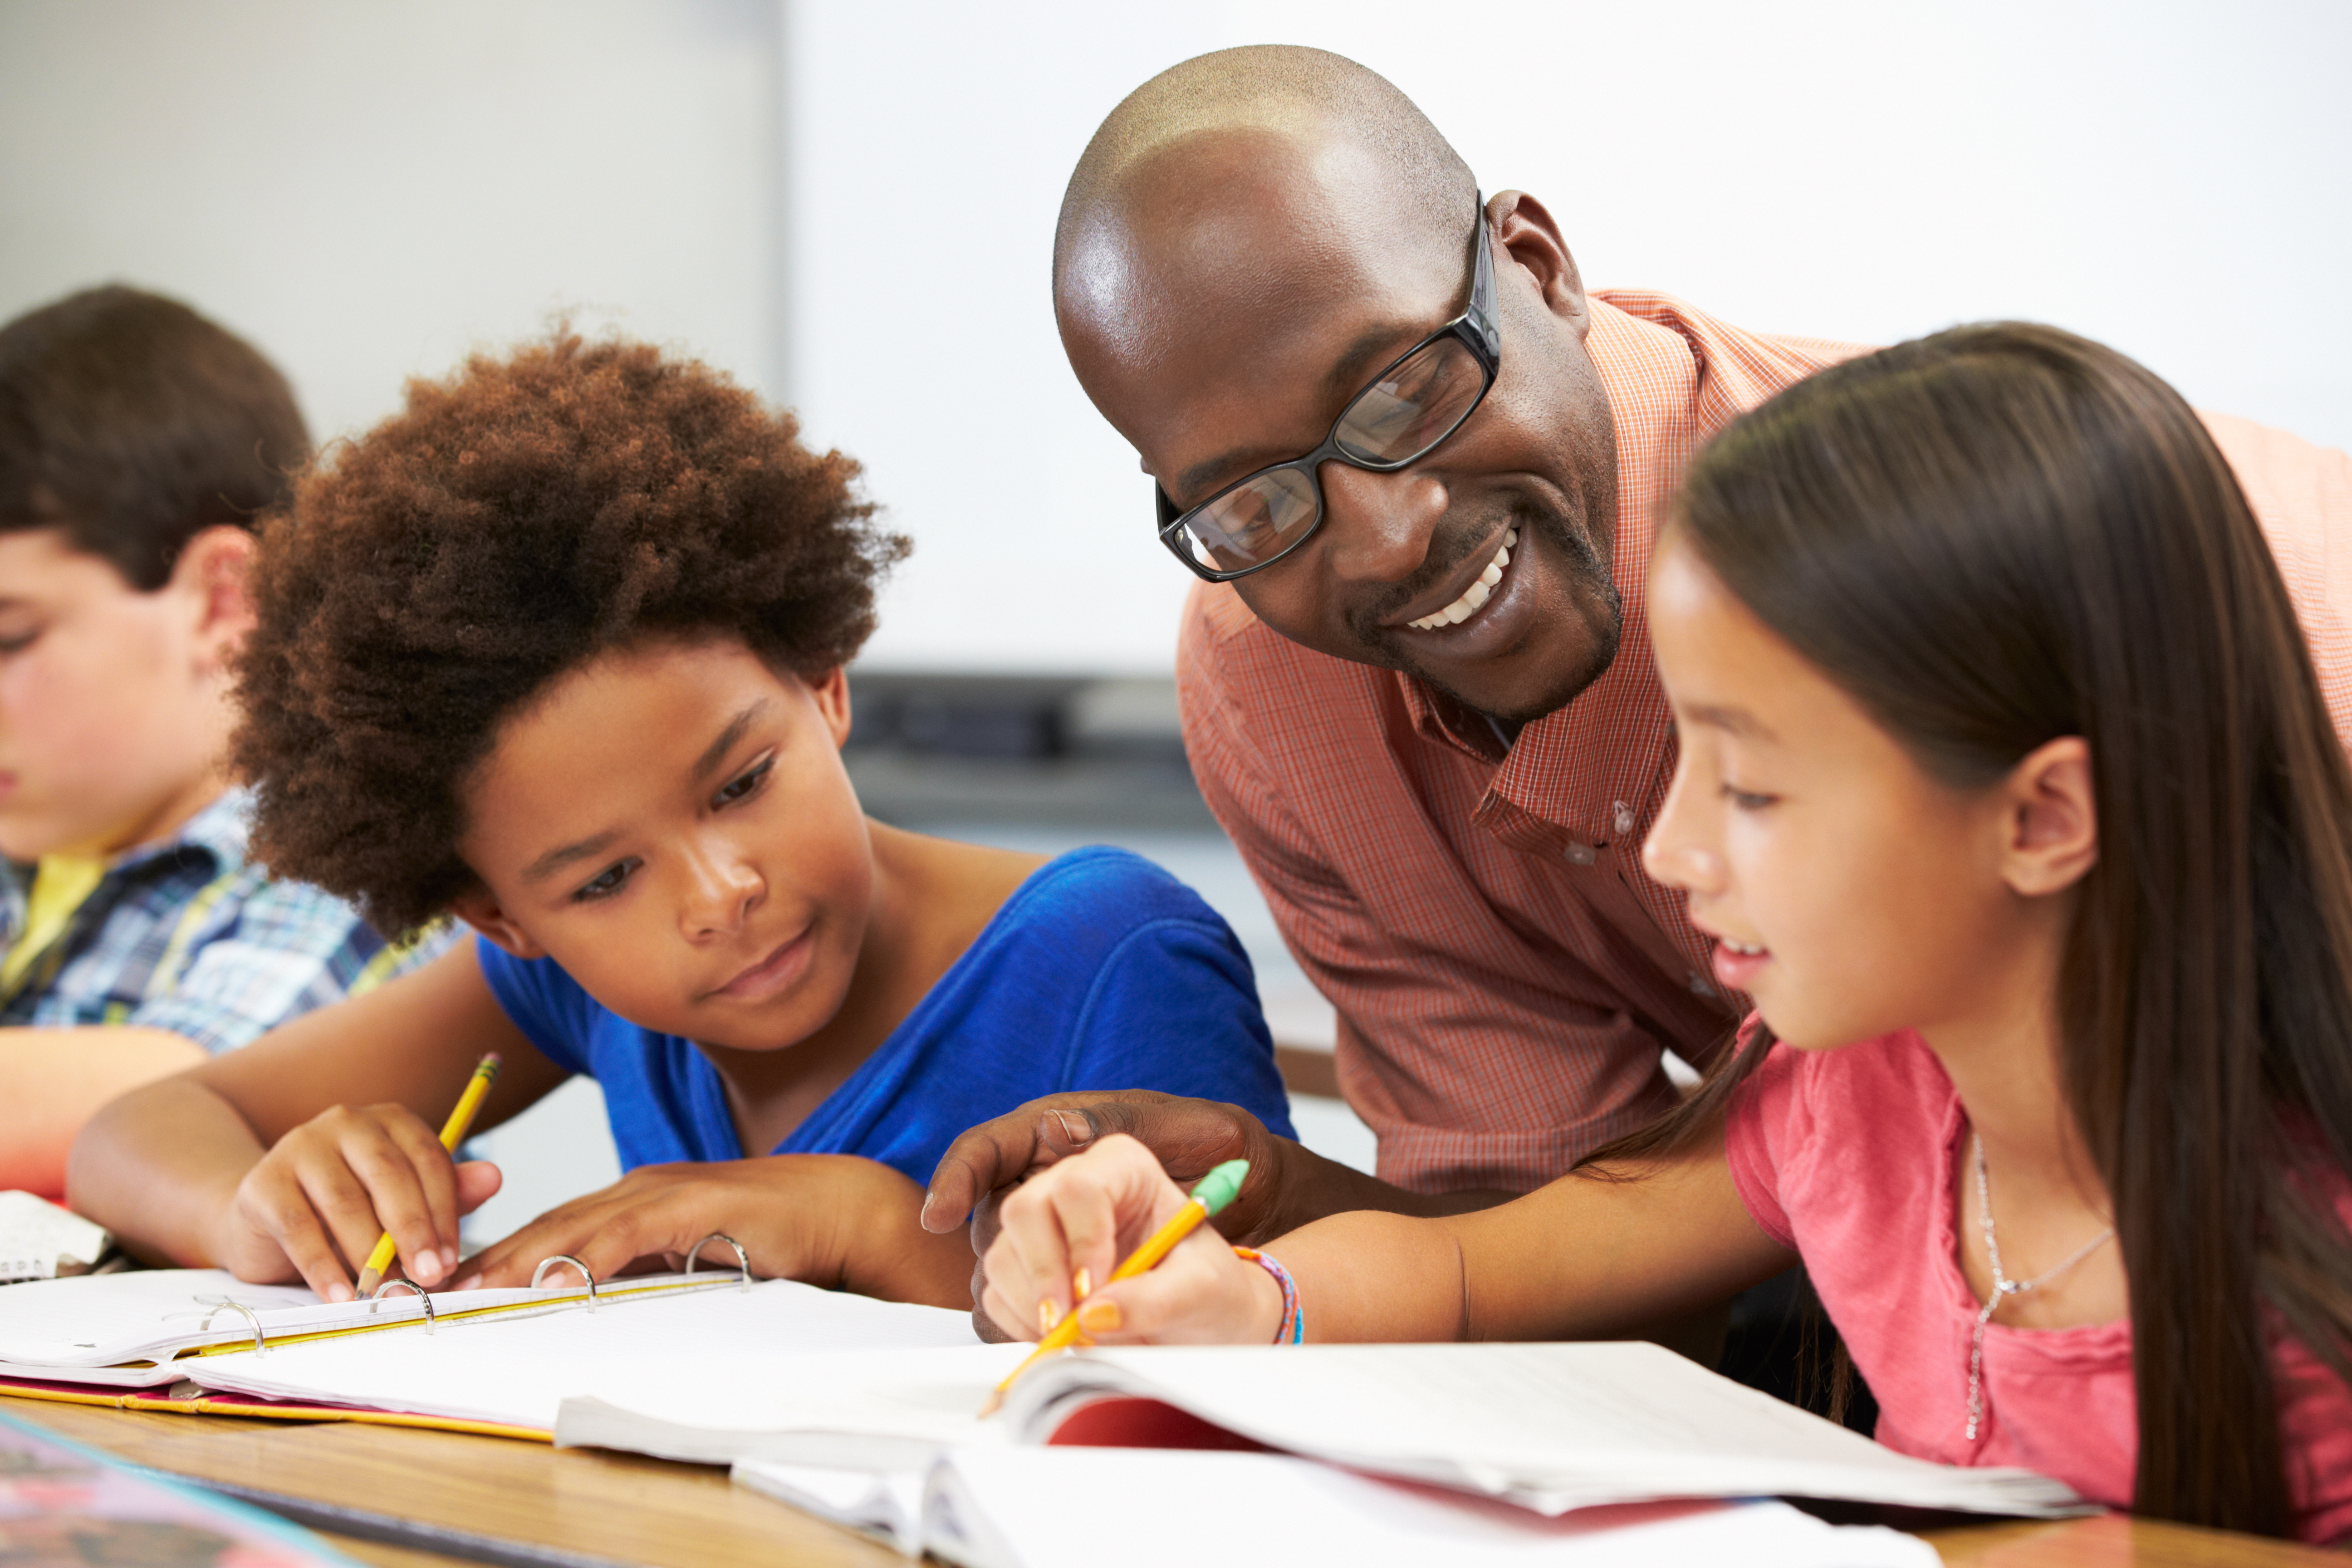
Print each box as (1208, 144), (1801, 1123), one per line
(370, 1278), (436, 1335)
(683, 1233), (752, 1292)
(201, 1299), (266, 1357)
(531, 1254), (599, 1312)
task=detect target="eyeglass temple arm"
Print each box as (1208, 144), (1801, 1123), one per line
(1466, 202), (1501, 360)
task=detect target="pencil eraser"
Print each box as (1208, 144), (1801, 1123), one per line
(1189, 1159), (1250, 1217)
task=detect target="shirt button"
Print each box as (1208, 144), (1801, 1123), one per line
(1613, 800), (1636, 837)
(1563, 841), (1598, 866)
(1689, 972), (1715, 995)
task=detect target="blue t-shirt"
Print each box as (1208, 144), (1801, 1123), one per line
(475, 847), (1296, 1184)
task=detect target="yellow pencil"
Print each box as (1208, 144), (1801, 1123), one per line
(980, 1157), (1249, 1415)
(352, 1053), (502, 1297)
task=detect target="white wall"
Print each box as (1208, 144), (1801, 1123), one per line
(3, 1), (2344, 675)
(0, 0), (783, 448)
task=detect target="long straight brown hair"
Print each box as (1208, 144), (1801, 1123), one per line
(1597, 322), (2352, 1535)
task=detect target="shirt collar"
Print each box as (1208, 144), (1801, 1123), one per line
(110, 785), (255, 878)
(0, 787), (253, 941)
(1394, 291), (1842, 851)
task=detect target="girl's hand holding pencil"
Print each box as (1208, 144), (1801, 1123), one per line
(981, 1136), (1285, 1352)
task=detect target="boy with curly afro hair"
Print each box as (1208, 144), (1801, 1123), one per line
(74, 333), (1292, 1308)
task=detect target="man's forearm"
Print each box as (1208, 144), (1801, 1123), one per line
(0, 1026), (206, 1197)
(1255, 1138), (1515, 1242)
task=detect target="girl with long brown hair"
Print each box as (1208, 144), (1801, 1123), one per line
(976, 322), (2352, 1541)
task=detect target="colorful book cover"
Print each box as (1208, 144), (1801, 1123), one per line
(0, 1405), (356, 1566)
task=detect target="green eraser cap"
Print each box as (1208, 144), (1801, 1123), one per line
(1189, 1159), (1250, 1217)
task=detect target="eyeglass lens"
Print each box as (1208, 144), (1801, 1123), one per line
(1178, 334), (1488, 575)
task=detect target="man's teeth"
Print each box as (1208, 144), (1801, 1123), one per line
(1722, 940), (1765, 956)
(1408, 529), (1518, 631)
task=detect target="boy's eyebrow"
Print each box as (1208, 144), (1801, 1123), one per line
(521, 829), (623, 886)
(692, 701), (770, 784)
(1685, 702), (1779, 742)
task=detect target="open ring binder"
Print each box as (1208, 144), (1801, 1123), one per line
(200, 1300), (265, 1357)
(681, 1233), (752, 1292)
(530, 1255), (598, 1312)
(370, 1279), (436, 1334)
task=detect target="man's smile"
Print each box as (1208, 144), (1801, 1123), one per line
(1350, 507), (1570, 686)
(1400, 526), (1517, 632)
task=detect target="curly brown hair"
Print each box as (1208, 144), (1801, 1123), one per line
(234, 331), (907, 936)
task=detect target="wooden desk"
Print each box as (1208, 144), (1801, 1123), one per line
(9, 1400), (2333, 1568)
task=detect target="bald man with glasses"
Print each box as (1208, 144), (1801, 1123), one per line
(922, 45), (2352, 1331)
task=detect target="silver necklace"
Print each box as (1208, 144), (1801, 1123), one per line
(1965, 1132), (2116, 1442)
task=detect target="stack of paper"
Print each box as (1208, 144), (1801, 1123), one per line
(742, 1446), (1947, 1568)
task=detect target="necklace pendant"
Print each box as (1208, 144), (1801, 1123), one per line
(1962, 1131), (2117, 1446)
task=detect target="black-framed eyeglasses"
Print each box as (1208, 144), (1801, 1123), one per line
(1154, 201), (1501, 583)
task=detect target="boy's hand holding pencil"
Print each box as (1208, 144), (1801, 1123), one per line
(980, 1137), (1285, 1357)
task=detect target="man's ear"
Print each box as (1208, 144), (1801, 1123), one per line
(1488, 191), (1588, 337)
(806, 665), (853, 750)
(171, 526), (258, 675)
(1999, 736), (2098, 898)
(448, 890), (548, 960)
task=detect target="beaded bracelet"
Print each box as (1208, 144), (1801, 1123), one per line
(1232, 1247), (1303, 1345)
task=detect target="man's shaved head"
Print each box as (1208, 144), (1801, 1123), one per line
(1055, 46), (1475, 290)
(1056, 48), (1625, 725)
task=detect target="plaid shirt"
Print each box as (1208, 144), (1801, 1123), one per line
(0, 787), (452, 1053)
(1182, 290), (2352, 1195)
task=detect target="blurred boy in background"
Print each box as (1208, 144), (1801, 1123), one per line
(0, 286), (449, 1199)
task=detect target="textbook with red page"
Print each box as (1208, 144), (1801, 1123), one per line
(555, 1340), (2084, 1520)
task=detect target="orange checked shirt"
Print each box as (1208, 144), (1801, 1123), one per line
(1179, 290), (2352, 1196)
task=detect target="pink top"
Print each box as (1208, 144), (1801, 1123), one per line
(1724, 1028), (2352, 1544)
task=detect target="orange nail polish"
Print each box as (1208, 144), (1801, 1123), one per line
(1039, 1298), (1062, 1333)
(1076, 1298), (1123, 1334)
(1072, 1267), (1092, 1301)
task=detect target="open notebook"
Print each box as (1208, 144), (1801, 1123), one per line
(0, 1266), (980, 1435)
